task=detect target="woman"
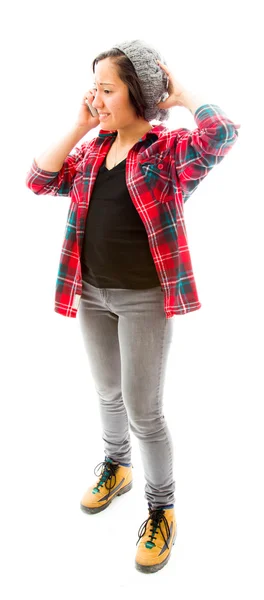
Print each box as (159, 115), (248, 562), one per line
(25, 39), (240, 574)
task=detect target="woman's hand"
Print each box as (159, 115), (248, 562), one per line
(156, 60), (187, 109)
(75, 90), (100, 129)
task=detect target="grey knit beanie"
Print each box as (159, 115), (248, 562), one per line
(112, 39), (170, 122)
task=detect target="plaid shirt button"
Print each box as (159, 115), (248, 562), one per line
(158, 164), (163, 169)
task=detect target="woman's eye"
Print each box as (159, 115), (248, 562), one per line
(93, 88), (110, 94)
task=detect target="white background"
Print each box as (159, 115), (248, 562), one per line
(1, 0), (263, 597)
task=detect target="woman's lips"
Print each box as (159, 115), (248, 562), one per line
(99, 113), (110, 120)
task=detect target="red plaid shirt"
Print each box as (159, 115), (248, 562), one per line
(25, 104), (240, 318)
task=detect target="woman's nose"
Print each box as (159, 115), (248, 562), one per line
(92, 91), (104, 109)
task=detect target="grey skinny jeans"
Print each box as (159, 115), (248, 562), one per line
(77, 280), (175, 509)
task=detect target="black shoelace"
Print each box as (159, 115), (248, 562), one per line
(93, 460), (119, 497)
(136, 508), (171, 549)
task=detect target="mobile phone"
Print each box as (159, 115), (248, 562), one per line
(85, 99), (98, 117)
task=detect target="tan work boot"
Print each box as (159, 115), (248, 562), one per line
(80, 457), (133, 514)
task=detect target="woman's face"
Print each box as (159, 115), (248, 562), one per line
(91, 58), (139, 130)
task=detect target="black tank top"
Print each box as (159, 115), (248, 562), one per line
(80, 156), (161, 289)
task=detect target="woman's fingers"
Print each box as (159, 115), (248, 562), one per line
(156, 60), (186, 108)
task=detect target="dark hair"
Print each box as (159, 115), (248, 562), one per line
(91, 48), (147, 119)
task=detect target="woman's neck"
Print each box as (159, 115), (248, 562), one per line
(114, 121), (153, 148)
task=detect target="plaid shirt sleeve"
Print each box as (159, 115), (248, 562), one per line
(25, 140), (92, 197)
(174, 104), (241, 202)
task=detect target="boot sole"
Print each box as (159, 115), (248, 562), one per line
(80, 480), (133, 514)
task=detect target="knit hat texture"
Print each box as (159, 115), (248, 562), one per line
(112, 39), (170, 122)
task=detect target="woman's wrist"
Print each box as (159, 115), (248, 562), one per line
(180, 90), (209, 115)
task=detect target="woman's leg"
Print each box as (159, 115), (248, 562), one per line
(98, 284), (175, 509)
(77, 280), (132, 465)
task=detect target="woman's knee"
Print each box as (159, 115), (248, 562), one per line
(128, 412), (166, 439)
